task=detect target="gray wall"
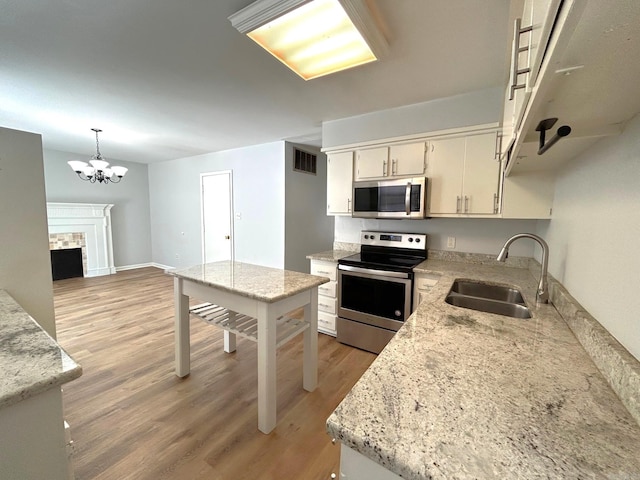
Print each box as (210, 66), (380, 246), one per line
(148, 141), (286, 269)
(0, 127), (56, 336)
(537, 113), (640, 361)
(322, 87), (503, 148)
(284, 142), (334, 273)
(43, 148), (152, 268)
(335, 217), (537, 257)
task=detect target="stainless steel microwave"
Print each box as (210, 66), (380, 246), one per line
(352, 177), (428, 219)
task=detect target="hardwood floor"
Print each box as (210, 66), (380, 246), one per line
(53, 267), (376, 480)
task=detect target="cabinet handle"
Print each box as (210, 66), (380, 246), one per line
(347, 198), (351, 212)
(456, 196), (461, 213)
(493, 193), (499, 214)
(392, 158), (397, 175)
(405, 182), (411, 215)
(494, 131), (502, 160)
(382, 159), (387, 176)
(464, 196), (469, 213)
(509, 18), (533, 100)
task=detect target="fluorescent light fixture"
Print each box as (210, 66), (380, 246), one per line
(229, 0), (388, 80)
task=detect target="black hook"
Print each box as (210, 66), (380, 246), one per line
(536, 118), (571, 155)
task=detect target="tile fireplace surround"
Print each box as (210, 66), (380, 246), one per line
(46, 203), (115, 277)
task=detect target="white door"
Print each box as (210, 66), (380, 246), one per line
(201, 171), (233, 263)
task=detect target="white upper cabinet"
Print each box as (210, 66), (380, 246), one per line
(354, 147), (388, 180)
(326, 151), (353, 216)
(389, 142), (426, 177)
(426, 137), (466, 215)
(427, 132), (501, 216)
(500, 0), (562, 161)
(355, 142), (426, 180)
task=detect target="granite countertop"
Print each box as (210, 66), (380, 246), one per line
(306, 250), (356, 262)
(0, 290), (82, 410)
(167, 261), (329, 303)
(327, 259), (640, 479)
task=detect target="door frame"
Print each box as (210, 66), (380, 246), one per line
(200, 170), (234, 264)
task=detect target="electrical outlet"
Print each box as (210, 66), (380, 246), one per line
(447, 236), (456, 249)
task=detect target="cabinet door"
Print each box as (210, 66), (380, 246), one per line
(389, 142), (426, 177)
(527, 0), (562, 87)
(462, 133), (501, 214)
(355, 147), (389, 180)
(426, 137), (465, 214)
(327, 152), (353, 215)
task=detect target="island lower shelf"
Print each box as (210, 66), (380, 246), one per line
(190, 302), (310, 348)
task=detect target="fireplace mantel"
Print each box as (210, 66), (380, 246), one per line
(46, 203), (115, 277)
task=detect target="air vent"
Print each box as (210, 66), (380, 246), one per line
(293, 148), (317, 175)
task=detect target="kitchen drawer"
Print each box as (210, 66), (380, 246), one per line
(318, 295), (337, 315)
(311, 261), (337, 282)
(318, 311), (336, 334)
(318, 280), (336, 298)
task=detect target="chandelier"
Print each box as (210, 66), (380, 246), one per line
(67, 128), (128, 184)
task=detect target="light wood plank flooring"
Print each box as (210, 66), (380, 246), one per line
(53, 267), (375, 480)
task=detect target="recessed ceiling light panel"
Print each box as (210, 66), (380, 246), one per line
(229, 0), (387, 80)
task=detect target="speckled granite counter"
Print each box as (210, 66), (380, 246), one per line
(306, 250), (355, 262)
(167, 261), (329, 303)
(0, 290), (82, 410)
(327, 260), (640, 479)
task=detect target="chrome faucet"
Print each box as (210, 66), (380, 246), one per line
(497, 233), (549, 304)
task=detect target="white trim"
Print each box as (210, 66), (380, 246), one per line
(115, 263), (174, 272)
(46, 203), (115, 277)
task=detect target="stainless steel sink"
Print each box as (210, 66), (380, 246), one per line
(449, 280), (525, 304)
(445, 279), (532, 319)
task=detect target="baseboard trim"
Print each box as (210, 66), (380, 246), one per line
(116, 263), (174, 272)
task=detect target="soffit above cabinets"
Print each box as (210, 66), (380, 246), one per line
(509, 0), (640, 174)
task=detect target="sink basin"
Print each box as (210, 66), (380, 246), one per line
(445, 279), (532, 319)
(449, 280), (525, 304)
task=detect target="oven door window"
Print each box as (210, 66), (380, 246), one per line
(340, 273), (409, 322)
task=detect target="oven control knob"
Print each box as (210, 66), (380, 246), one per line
(415, 238), (421, 243)
(370, 235), (375, 239)
(364, 235), (369, 239)
(408, 237), (413, 242)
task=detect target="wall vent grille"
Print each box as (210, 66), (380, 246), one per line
(293, 148), (317, 175)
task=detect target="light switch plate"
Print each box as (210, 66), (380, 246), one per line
(447, 236), (456, 249)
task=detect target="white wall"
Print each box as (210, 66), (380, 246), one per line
(322, 87), (502, 148)
(537, 114), (640, 361)
(43, 149), (152, 268)
(336, 217), (538, 257)
(284, 142), (334, 273)
(0, 127), (56, 337)
(148, 142), (286, 269)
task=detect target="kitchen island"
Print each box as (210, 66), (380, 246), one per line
(0, 289), (82, 479)
(327, 259), (640, 479)
(168, 261), (328, 434)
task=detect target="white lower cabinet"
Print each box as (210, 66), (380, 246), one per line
(339, 444), (402, 480)
(413, 273), (441, 311)
(310, 259), (338, 336)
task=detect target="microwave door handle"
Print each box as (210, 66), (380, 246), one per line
(405, 182), (411, 215)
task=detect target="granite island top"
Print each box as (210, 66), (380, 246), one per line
(327, 259), (640, 479)
(167, 261), (329, 303)
(306, 250), (356, 262)
(0, 290), (82, 410)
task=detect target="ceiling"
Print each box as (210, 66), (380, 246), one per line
(0, 0), (510, 163)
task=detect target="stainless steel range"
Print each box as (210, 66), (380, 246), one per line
(337, 230), (427, 353)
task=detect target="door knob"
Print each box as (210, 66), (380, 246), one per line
(224, 235), (230, 240)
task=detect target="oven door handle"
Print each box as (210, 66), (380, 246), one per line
(405, 182), (411, 215)
(338, 264), (411, 279)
